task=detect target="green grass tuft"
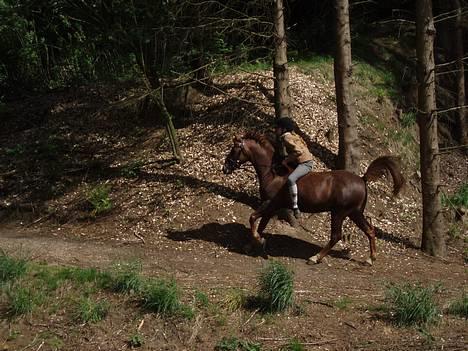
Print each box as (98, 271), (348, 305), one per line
(141, 278), (182, 316)
(446, 294), (468, 318)
(222, 288), (247, 312)
(384, 283), (439, 327)
(258, 261), (294, 312)
(0, 252), (27, 284)
(442, 183), (468, 209)
(6, 285), (43, 316)
(108, 261), (143, 294)
(194, 290), (210, 308)
(75, 297), (109, 323)
(334, 296), (353, 310)
(128, 333), (144, 347)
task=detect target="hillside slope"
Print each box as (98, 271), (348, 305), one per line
(0, 62), (466, 351)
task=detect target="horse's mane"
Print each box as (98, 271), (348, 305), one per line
(242, 131), (275, 152)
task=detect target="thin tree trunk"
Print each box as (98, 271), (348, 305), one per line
(153, 90), (183, 162)
(334, 0), (359, 173)
(273, 0), (291, 119)
(416, 0), (445, 256)
(454, 0), (467, 146)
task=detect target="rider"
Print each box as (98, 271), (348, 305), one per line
(275, 117), (314, 219)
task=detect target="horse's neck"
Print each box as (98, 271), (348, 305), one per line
(248, 143), (277, 188)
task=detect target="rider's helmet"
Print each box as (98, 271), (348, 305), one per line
(275, 117), (295, 133)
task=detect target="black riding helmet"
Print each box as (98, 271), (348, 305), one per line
(275, 117), (295, 132)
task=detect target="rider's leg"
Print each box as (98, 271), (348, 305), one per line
(287, 161), (313, 218)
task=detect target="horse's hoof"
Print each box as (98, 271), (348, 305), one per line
(260, 238), (267, 251)
(342, 248), (352, 260)
(365, 257), (374, 266)
(307, 255), (320, 265)
(243, 243), (253, 254)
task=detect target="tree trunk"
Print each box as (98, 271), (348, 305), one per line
(153, 90), (183, 163)
(273, 0), (291, 119)
(416, 0), (445, 256)
(454, 0), (467, 146)
(334, 0), (359, 173)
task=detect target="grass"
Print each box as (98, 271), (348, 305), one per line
(141, 278), (183, 316)
(293, 55), (334, 81)
(215, 336), (262, 351)
(194, 290), (210, 308)
(86, 183), (112, 215)
(75, 297), (109, 323)
(107, 261), (143, 294)
(6, 285), (43, 316)
(128, 333), (144, 347)
(0, 252), (27, 284)
(384, 283), (440, 327)
(442, 183), (468, 209)
(257, 261), (294, 312)
(354, 60), (398, 100)
(0, 254), (198, 323)
(281, 339), (305, 351)
(222, 288), (247, 312)
(400, 110), (417, 128)
(120, 160), (144, 178)
(446, 294), (468, 318)
(333, 296), (353, 310)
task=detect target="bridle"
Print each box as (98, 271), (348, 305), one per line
(225, 139), (246, 171)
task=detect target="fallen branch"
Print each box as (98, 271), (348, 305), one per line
(242, 308), (260, 329)
(133, 231), (146, 244)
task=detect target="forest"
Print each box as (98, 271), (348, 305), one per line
(0, 1), (467, 350)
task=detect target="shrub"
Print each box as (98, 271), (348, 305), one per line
(86, 184), (112, 215)
(257, 261), (294, 312)
(384, 283), (439, 327)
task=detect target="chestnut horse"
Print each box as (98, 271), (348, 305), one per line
(222, 132), (405, 265)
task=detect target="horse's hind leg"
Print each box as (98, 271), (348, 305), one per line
(349, 210), (376, 265)
(308, 211), (345, 264)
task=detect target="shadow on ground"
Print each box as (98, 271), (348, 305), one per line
(166, 222), (349, 261)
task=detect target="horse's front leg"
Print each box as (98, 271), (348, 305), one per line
(249, 210), (264, 245)
(244, 211), (264, 255)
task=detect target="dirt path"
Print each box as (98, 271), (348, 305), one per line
(1, 215), (467, 351)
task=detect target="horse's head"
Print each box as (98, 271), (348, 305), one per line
(222, 136), (249, 174)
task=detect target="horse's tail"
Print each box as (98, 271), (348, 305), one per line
(362, 156), (405, 196)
